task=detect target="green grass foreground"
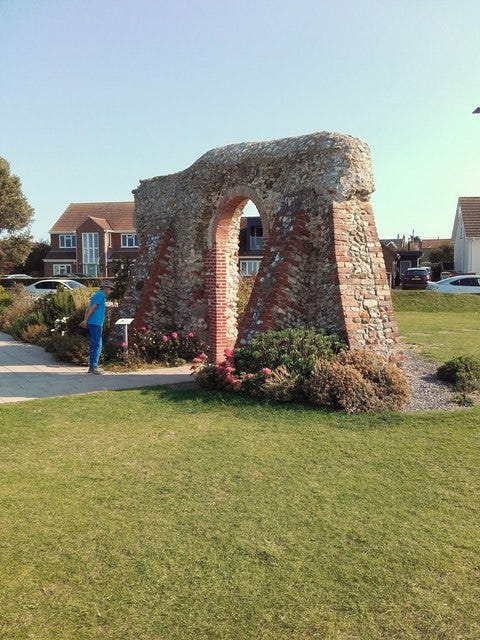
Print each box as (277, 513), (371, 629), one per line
(392, 290), (480, 361)
(1, 387), (479, 639)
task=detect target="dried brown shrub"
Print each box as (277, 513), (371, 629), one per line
(306, 350), (409, 413)
(262, 365), (300, 402)
(0, 288), (36, 332)
(20, 323), (49, 344)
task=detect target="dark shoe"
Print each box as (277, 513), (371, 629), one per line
(88, 367), (104, 375)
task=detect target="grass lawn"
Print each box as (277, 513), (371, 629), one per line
(392, 290), (480, 361)
(1, 386), (479, 639)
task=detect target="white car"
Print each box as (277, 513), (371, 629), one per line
(25, 279), (86, 297)
(3, 274), (31, 279)
(427, 274), (480, 294)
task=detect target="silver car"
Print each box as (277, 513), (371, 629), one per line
(25, 279), (85, 297)
(427, 274), (480, 294)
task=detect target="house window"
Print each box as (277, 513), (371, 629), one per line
(240, 260), (261, 276)
(59, 234), (76, 248)
(249, 226), (264, 251)
(53, 264), (72, 276)
(121, 233), (138, 248)
(82, 232), (99, 276)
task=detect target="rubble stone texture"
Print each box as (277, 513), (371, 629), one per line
(118, 131), (400, 362)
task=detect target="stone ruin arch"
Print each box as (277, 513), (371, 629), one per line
(118, 132), (401, 362)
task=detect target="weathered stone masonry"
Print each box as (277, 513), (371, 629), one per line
(118, 132), (401, 362)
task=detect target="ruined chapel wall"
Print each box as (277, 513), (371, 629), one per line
(118, 132), (400, 359)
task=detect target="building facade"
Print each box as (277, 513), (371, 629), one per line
(44, 202), (139, 277)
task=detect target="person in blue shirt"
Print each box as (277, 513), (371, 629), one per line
(79, 279), (114, 374)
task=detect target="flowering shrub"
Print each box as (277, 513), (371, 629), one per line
(192, 328), (345, 402)
(191, 334), (409, 413)
(123, 327), (207, 367)
(193, 349), (277, 394)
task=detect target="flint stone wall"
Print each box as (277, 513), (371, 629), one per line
(118, 131), (401, 362)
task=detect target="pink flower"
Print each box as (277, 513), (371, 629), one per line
(141, 346), (146, 351)
(162, 335), (169, 342)
(261, 367), (272, 376)
(199, 352), (208, 360)
(171, 332), (178, 339)
(140, 326), (147, 333)
(192, 357), (202, 363)
(188, 332), (195, 338)
(246, 373), (254, 379)
(224, 347), (234, 358)
(121, 341), (127, 348)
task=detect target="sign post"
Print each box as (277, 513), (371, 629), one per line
(114, 318), (134, 351)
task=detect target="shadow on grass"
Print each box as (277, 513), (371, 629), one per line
(137, 381), (407, 429)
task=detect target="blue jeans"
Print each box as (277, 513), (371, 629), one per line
(87, 323), (103, 369)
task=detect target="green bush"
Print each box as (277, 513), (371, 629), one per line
(0, 285), (12, 314)
(125, 327), (207, 367)
(437, 356), (480, 392)
(234, 328), (345, 379)
(34, 287), (90, 330)
(8, 312), (39, 340)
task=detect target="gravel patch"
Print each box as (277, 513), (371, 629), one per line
(401, 347), (479, 412)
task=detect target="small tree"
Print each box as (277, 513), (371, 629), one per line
(429, 243), (454, 270)
(0, 157), (34, 273)
(14, 240), (51, 276)
(111, 258), (134, 300)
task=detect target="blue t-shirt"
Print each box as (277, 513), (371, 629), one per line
(87, 290), (106, 326)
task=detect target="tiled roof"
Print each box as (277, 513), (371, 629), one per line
(420, 238), (452, 249)
(380, 239), (403, 249)
(49, 202), (135, 233)
(458, 197), (480, 237)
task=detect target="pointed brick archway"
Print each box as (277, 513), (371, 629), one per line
(118, 132), (401, 362)
(205, 185), (270, 360)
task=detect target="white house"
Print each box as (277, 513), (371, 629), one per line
(452, 197), (480, 274)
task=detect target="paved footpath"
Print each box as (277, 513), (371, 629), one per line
(0, 331), (192, 404)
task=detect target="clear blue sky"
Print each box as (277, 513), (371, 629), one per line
(1, 0), (479, 241)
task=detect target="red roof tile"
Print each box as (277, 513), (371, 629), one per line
(420, 238), (452, 249)
(49, 202), (135, 233)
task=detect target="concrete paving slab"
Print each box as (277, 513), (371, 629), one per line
(0, 332), (192, 404)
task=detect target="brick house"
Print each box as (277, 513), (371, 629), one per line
(43, 202), (139, 277)
(238, 215), (264, 275)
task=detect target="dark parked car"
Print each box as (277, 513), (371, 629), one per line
(401, 267), (431, 290)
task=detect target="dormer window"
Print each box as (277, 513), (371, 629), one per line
(121, 233), (138, 248)
(249, 225), (264, 251)
(59, 234), (76, 248)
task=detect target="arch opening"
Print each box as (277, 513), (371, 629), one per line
(208, 193), (267, 361)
